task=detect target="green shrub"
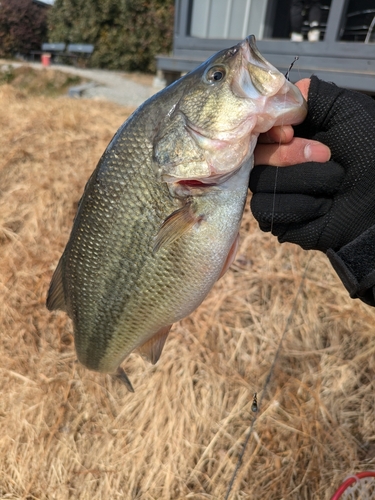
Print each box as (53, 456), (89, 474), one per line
(0, 65), (15, 84)
(48, 0), (174, 73)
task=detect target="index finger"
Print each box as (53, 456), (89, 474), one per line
(254, 137), (331, 166)
(258, 124), (294, 144)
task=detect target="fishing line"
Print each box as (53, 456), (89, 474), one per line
(270, 166), (279, 236)
(224, 256), (312, 500)
(225, 58), (309, 499)
(269, 57), (298, 234)
(269, 55), (298, 233)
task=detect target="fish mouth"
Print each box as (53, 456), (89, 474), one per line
(244, 35), (286, 97)
(230, 36), (286, 100)
(232, 35), (307, 126)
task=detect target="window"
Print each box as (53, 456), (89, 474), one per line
(341, 0), (375, 42)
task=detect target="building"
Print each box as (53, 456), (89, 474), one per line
(156, 0), (375, 93)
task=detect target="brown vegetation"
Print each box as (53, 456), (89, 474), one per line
(1, 80), (375, 499)
(0, 65), (83, 97)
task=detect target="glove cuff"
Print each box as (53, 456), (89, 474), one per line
(327, 225), (375, 306)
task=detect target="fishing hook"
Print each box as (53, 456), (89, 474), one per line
(285, 56), (299, 81)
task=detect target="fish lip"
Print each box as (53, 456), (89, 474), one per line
(234, 35), (285, 98)
(244, 35), (270, 67)
(236, 36), (307, 126)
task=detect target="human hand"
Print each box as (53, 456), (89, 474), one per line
(250, 76), (375, 253)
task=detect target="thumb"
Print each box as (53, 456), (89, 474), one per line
(295, 79), (311, 101)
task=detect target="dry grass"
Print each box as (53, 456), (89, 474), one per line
(0, 66), (84, 97)
(1, 81), (375, 500)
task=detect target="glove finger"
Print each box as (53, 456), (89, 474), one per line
(249, 161), (345, 196)
(256, 217), (328, 250)
(251, 193), (332, 225)
(276, 219), (329, 251)
(256, 216), (330, 251)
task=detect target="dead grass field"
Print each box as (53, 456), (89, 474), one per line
(1, 78), (375, 500)
(0, 66), (83, 97)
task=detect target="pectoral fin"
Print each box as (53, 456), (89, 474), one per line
(137, 324), (172, 364)
(46, 259), (67, 312)
(153, 202), (203, 253)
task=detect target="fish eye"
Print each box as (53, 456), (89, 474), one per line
(205, 66), (226, 84)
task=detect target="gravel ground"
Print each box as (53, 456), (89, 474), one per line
(1, 60), (159, 108)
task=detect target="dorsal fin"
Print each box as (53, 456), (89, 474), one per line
(153, 201), (203, 253)
(46, 259), (67, 312)
(137, 324), (172, 365)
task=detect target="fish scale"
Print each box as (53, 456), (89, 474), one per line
(47, 36), (307, 388)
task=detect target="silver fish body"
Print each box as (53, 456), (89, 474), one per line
(47, 36), (307, 388)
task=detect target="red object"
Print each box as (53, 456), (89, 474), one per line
(331, 471), (375, 499)
(41, 53), (51, 67)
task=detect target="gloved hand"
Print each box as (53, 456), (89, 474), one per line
(250, 75), (375, 253)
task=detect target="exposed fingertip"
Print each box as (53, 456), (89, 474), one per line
(295, 79), (311, 100)
(278, 125), (294, 143)
(264, 125), (294, 144)
(304, 142), (331, 162)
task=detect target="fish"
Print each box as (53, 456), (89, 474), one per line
(47, 35), (307, 391)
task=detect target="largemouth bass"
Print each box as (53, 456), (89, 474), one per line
(47, 36), (307, 391)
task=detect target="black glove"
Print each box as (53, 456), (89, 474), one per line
(250, 76), (375, 305)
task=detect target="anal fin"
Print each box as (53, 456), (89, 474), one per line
(218, 233), (239, 280)
(114, 366), (135, 393)
(153, 202), (203, 253)
(46, 258), (67, 312)
(137, 325), (172, 365)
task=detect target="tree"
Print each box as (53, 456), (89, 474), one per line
(47, 0), (174, 73)
(0, 0), (48, 58)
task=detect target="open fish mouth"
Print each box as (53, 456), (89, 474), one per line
(232, 35), (307, 121)
(242, 35), (286, 97)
